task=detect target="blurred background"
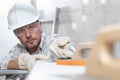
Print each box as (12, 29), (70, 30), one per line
(0, 0), (120, 59)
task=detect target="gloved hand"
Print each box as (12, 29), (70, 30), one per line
(49, 36), (75, 58)
(18, 53), (49, 71)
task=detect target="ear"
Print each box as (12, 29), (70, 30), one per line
(13, 30), (19, 39)
(39, 22), (42, 33)
(40, 22), (42, 29)
(16, 35), (20, 39)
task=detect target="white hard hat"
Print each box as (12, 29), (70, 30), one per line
(7, 3), (40, 30)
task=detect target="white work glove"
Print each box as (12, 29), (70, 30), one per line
(49, 36), (75, 58)
(18, 53), (49, 71)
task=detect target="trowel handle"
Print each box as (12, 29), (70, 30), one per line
(72, 42), (95, 60)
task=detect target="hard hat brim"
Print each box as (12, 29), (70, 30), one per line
(8, 15), (40, 30)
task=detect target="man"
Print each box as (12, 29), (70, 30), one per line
(0, 3), (75, 72)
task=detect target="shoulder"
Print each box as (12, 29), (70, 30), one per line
(40, 33), (61, 48)
(9, 43), (25, 53)
(13, 43), (25, 49)
(42, 33), (61, 41)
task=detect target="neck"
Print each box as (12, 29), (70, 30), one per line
(27, 42), (40, 54)
(27, 46), (39, 53)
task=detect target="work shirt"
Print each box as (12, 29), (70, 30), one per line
(0, 33), (60, 70)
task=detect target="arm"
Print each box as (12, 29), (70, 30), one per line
(0, 55), (20, 70)
(49, 36), (75, 59)
(0, 44), (21, 70)
(7, 59), (20, 70)
(40, 33), (75, 61)
(0, 43), (49, 71)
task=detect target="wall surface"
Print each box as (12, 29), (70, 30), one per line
(0, 0), (120, 59)
(0, 0), (29, 59)
(36, 0), (120, 59)
(0, 0), (19, 59)
(36, 0), (120, 44)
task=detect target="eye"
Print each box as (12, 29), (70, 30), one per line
(16, 29), (24, 34)
(28, 25), (34, 30)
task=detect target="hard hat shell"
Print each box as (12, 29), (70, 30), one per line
(7, 3), (40, 30)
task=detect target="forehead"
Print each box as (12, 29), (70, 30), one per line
(15, 25), (28, 31)
(14, 21), (39, 31)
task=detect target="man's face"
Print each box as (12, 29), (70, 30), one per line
(14, 21), (42, 50)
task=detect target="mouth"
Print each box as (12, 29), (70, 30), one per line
(26, 38), (35, 44)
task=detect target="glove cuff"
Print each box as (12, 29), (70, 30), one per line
(18, 53), (27, 69)
(57, 36), (71, 46)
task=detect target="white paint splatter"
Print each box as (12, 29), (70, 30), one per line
(72, 22), (77, 30)
(81, 15), (87, 22)
(101, 0), (106, 4)
(83, 0), (90, 5)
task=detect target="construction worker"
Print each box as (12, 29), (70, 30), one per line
(0, 2), (75, 74)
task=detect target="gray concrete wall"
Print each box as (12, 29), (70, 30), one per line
(36, 0), (120, 59)
(0, 0), (120, 59)
(37, 0), (120, 45)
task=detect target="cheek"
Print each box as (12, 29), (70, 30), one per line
(17, 30), (42, 44)
(30, 30), (42, 42)
(18, 37), (26, 44)
(36, 27), (42, 36)
(35, 30), (42, 40)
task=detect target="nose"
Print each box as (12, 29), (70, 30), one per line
(25, 29), (31, 38)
